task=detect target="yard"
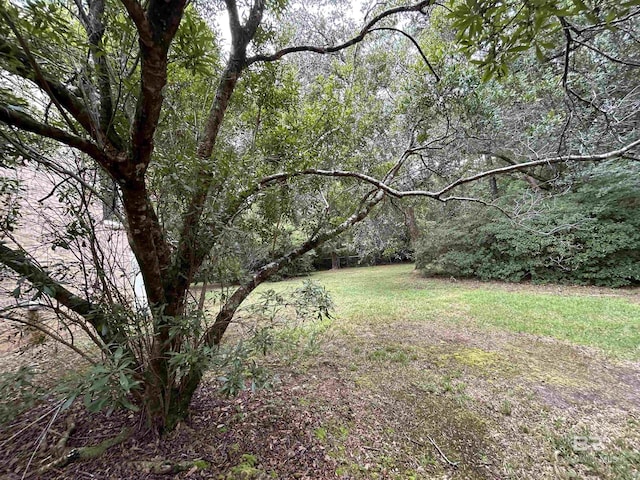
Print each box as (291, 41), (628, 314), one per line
(1, 264), (639, 479)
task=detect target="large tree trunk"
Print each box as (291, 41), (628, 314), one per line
(404, 206), (420, 245)
(331, 251), (340, 270)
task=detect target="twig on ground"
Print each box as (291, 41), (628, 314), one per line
(1, 401), (64, 448)
(362, 445), (383, 452)
(131, 458), (210, 475)
(407, 434), (459, 468)
(55, 416), (77, 455)
(426, 435), (459, 468)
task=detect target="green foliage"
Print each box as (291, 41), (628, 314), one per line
(170, 6), (218, 76)
(210, 280), (334, 395)
(248, 279), (333, 322)
(416, 161), (640, 287)
(212, 342), (272, 397)
(270, 252), (316, 281)
(448, 0), (638, 79)
(291, 279), (334, 321)
(59, 346), (142, 415)
(0, 176), (21, 232)
(0, 366), (43, 424)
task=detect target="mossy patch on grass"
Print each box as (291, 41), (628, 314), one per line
(390, 388), (494, 479)
(223, 453), (267, 480)
(451, 347), (499, 367)
(366, 344), (418, 364)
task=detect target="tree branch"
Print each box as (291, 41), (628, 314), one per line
(246, 1), (433, 65)
(572, 37), (640, 67)
(118, 0), (153, 45)
(225, 0), (241, 36)
(77, 0), (124, 150)
(0, 36), (97, 138)
(0, 104), (109, 164)
(0, 10), (81, 135)
(369, 27), (439, 81)
(127, 0), (187, 178)
(559, 17), (572, 90)
(166, 0), (267, 310)
(257, 138), (640, 200)
(433, 139), (640, 197)
(0, 132), (126, 224)
(0, 242), (117, 344)
(0, 309), (98, 365)
(201, 188), (387, 347)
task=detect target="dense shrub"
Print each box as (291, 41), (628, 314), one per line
(416, 161), (640, 287)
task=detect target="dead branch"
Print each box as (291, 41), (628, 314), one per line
(132, 458), (209, 475)
(55, 417), (77, 456)
(407, 434), (459, 468)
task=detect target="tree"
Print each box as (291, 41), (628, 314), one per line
(0, 0), (638, 435)
(409, 1), (640, 286)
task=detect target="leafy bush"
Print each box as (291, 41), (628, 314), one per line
(0, 366), (43, 424)
(212, 280), (334, 395)
(416, 161), (640, 287)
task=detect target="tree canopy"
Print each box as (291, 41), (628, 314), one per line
(0, 0), (638, 433)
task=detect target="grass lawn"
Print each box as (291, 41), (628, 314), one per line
(241, 264), (640, 479)
(262, 263), (640, 358)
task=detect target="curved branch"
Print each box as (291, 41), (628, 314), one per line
(0, 36), (96, 137)
(0, 242), (116, 344)
(246, 1), (433, 65)
(369, 27), (440, 81)
(0, 132), (126, 224)
(201, 188), (386, 347)
(0, 309), (98, 365)
(572, 37), (640, 67)
(225, 0), (242, 35)
(257, 138), (640, 199)
(0, 104), (109, 164)
(433, 139), (640, 197)
(577, 8), (640, 33)
(1, 11), (78, 135)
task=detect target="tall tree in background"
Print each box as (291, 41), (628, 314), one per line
(0, 0), (638, 432)
(405, 2), (640, 285)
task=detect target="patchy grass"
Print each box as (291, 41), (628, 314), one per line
(459, 289), (640, 358)
(250, 264), (640, 479)
(264, 264), (640, 359)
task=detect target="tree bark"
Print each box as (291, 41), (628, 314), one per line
(331, 251), (340, 270)
(404, 206), (420, 244)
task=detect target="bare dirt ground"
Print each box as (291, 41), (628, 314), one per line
(0, 280), (639, 479)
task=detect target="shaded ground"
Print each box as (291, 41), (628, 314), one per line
(1, 267), (639, 479)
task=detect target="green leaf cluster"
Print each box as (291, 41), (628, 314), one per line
(448, 0), (638, 79)
(61, 346), (142, 415)
(416, 161), (640, 287)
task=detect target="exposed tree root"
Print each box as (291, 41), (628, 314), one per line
(36, 427), (131, 475)
(132, 458), (210, 475)
(54, 417), (76, 456)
